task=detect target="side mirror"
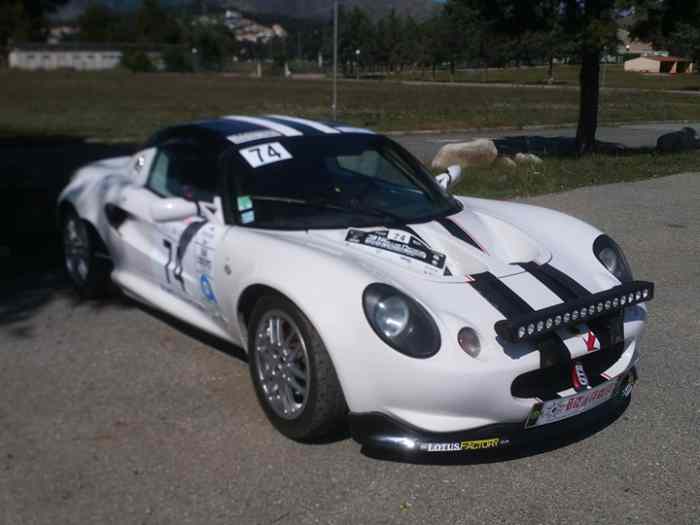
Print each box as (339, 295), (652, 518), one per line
(436, 165), (463, 191)
(150, 198), (198, 223)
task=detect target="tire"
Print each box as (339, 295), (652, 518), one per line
(248, 295), (347, 441)
(62, 209), (111, 299)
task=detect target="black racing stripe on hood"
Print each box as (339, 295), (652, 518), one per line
(470, 272), (533, 318)
(402, 225), (426, 244)
(521, 262), (591, 299)
(521, 262), (621, 353)
(471, 272), (570, 369)
(435, 217), (483, 252)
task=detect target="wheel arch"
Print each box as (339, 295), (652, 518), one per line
(58, 201), (110, 257)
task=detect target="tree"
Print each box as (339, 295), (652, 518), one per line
(134, 0), (182, 44)
(631, 1), (700, 63)
(77, 3), (121, 43)
(452, 0), (617, 155)
(1, 0), (69, 49)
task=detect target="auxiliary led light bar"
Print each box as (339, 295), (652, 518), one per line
(495, 281), (655, 343)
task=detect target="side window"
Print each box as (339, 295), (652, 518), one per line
(147, 143), (217, 202)
(149, 150), (171, 196)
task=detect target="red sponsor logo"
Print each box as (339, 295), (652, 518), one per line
(571, 362), (589, 391)
(564, 383), (615, 411)
(585, 332), (598, 352)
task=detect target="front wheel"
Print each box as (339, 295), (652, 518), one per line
(248, 295), (346, 441)
(62, 210), (111, 298)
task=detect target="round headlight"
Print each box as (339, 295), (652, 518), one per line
(594, 235), (633, 282)
(375, 296), (410, 338)
(363, 283), (441, 359)
(598, 247), (619, 275)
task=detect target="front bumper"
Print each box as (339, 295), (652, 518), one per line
(350, 367), (637, 456)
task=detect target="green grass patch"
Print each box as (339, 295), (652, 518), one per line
(2, 70), (700, 142)
(402, 64), (700, 92)
(453, 150), (700, 199)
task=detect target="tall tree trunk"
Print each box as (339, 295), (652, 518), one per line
(576, 47), (601, 155)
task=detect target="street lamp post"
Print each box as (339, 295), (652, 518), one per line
(355, 48), (360, 80)
(332, 0), (338, 120)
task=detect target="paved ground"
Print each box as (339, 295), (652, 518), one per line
(2, 163), (699, 524)
(393, 122), (700, 164)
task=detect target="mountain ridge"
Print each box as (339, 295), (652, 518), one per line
(56, 0), (442, 21)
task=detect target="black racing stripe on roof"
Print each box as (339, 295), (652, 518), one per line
(471, 272), (571, 369)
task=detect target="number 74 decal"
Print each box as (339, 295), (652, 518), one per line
(239, 142), (292, 168)
(161, 221), (208, 293)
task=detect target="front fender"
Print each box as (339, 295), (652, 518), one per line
(461, 196), (621, 292)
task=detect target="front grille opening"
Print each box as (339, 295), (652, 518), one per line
(511, 343), (625, 400)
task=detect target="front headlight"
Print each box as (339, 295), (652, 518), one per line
(593, 234), (633, 282)
(362, 283), (441, 358)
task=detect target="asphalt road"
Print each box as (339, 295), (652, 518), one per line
(2, 170), (700, 522)
(393, 121), (700, 164)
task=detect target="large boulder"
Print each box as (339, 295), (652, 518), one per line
(432, 139), (498, 170)
(657, 127), (699, 153)
(495, 156), (517, 169)
(514, 153), (543, 165)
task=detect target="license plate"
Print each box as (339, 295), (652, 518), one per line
(525, 378), (621, 428)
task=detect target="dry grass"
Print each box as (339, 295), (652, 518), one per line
(3, 69), (700, 141)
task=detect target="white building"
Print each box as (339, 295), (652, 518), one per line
(624, 56), (694, 74)
(9, 44), (122, 71)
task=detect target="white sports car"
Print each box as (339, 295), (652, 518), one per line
(58, 115), (654, 455)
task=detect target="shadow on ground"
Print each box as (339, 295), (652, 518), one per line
(493, 135), (648, 158)
(0, 135), (138, 329)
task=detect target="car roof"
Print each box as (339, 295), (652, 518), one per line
(147, 115), (376, 152)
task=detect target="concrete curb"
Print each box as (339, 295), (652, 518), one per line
(385, 120), (700, 137)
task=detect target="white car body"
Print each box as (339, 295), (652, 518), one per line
(58, 115), (652, 454)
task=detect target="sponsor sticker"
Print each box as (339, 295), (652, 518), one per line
(419, 438), (504, 453)
(239, 142), (292, 168)
(241, 210), (255, 224)
(200, 274), (217, 303)
(237, 195), (253, 211)
(525, 378), (620, 428)
(345, 229), (446, 271)
(571, 361), (590, 391)
(583, 331), (601, 352)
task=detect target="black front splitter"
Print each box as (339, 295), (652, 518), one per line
(350, 370), (636, 459)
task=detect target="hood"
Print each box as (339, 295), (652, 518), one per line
(301, 207), (552, 283)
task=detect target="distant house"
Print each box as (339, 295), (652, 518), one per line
(624, 56), (695, 74)
(9, 44), (122, 71)
(8, 44), (165, 71)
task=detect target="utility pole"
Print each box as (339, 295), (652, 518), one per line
(332, 0), (338, 120)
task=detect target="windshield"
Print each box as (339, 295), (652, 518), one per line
(228, 135), (460, 230)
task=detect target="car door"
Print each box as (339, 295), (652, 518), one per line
(145, 140), (230, 327)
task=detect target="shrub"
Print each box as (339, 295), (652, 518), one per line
(121, 50), (154, 73)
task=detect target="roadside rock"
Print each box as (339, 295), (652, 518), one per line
(432, 139), (498, 170)
(514, 153), (543, 165)
(495, 156), (517, 169)
(657, 127), (699, 153)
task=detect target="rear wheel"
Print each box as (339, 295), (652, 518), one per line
(62, 210), (111, 298)
(248, 295), (346, 441)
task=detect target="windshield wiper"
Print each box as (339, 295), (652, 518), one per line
(249, 196), (406, 225)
